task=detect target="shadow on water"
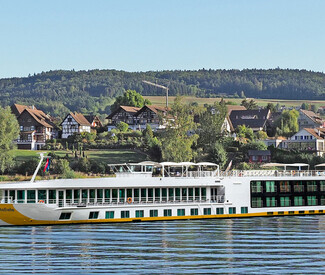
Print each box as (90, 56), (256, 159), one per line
(0, 216), (325, 274)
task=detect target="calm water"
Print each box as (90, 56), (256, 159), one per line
(1, 216), (325, 274)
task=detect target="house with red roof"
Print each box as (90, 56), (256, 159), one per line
(11, 104), (58, 150)
(60, 112), (91, 138)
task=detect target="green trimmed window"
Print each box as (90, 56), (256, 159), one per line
(121, 211), (130, 218)
(177, 209), (185, 216)
(17, 190), (25, 203)
(294, 196), (304, 206)
(191, 208), (198, 215)
(266, 197), (277, 207)
(203, 208), (211, 215)
(280, 196), (290, 207)
(216, 208), (224, 214)
(27, 190), (36, 203)
(241, 207), (248, 214)
(105, 211), (114, 219)
(307, 196), (317, 206)
(265, 181), (276, 192)
(150, 210), (158, 217)
(163, 209), (172, 216)
(229, 207), (236, 214)
(252, 197), (263, 208)
(135, 210), (144, 218)
(89, 211), (99, 219)
(59, 212), (71, 220)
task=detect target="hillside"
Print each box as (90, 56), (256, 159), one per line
(0, 68), (325, 117)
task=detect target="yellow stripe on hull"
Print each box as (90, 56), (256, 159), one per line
(0, 204), (324, 226)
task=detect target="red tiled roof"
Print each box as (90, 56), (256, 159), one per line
(303, 128), (323, 140)
(70, 112), (92, 126)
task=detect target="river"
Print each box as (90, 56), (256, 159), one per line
(0, 216), (325, 274)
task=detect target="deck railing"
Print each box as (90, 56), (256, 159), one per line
(220, 170), (325, 178)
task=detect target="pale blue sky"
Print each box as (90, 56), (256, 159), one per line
(0, 0), (324, 78)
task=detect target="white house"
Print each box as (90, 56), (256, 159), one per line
(60, 112), (91, 138)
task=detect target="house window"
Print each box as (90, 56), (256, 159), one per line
(20, 126), (23, 131)
(252, 156), (258, 161)
(262, 155), (268, 161)
(68, 118), (72, 122)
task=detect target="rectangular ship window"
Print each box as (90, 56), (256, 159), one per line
(191, 208), (198, 215)
(216, 208), (224, 214)
(59, 212), (71, 220)
(266, 197), (277, 207)
(252, 197), (263, 208)
(121, 211), (130, 218)
(229, 207), (236, 214)
(203, 208), (211, 215)
(150, 210), (158, 217)
(177, 209), (185, 216)
(241, 207), (248, 214)
(163, 209), (172, 216)
(135, 210), (144, 218)
(105, 211), (114, 219)
(89, 211), (99, 219)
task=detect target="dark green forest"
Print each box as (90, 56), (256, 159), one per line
(1, 68), (325, 117)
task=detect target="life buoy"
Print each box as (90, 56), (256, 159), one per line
(39, 200), (45, 204)
(127, 197), (132, 204)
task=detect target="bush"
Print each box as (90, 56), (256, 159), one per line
(17, 158), (39, 176)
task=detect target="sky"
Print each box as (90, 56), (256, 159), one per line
(0, 0), (325, 78)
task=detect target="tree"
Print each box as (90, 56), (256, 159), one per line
(0, 107), (19, 174)
(266, 103), (276, 113)
(236, 125), (254, 141)
(275, 109), (299, 137)
(208, 142), (227, 169)
(160, 97), (198, 162)
(111, 90), (151, 111)
(116, 121), (129, 132)
(197, 101), (227, 151)
(241, 99), (258, 110)
(255, 130), (268, 140)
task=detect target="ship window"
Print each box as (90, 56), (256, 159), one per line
(97, 189), (103, 202)
(195, 188), (200, 200)
(307, 196), (317, 206)
(175, 188), (180, 200)
(17, 190), (25, 203)
(66, 190), (72, 202)
(280, 196), (290, 207)
(59, 212), (71, 220)
(279, 181), (290, 193)
(82, 189), (88, 199)
(105, 211), (114, 219)
(162, 188), (167, 201)
(74, 189), (80, 203)
(104, 189), (110, 200)
(38, 190), (46, 203)
(126, 189), (132, 198)
(148, 188), (153, 201)
(203, 208), (211, 215)
(241, 207), (248, 214)
(177, 209), (185, 216)
(307, 181), (317, 192)
(89, 189), (95, 199)
(9, 190), (15, 200)
(265, 181), (276, 192)
(119, 189), (125, 203)
(216, 208), (224, 214)
(135, 210), (144, 218)
(189, 188), (194, 200)
(252, 197), (263, 208)
(89, 211), (99, 219)
(191, 208), (198, 215)
(201, 188), (206, 200)
(168, 188), (174, 201)
(266, 197), (277, 207)
(155, 188), (160, 201)
(27, 190), (36, 203)
(229, 207), (236, 214)
(134, 189), (139, 202)
(294, 182), (304, 192)
(294, 196), (304, 206)
(321, 196), (325, 205)
(121, 211), (130, 218)
(163, 209), (172, 216)
(251, 181), (263, 193)
(182, 188), (187, 200)
(112, 189), (118, 202)
(49, 190), (57, 204)
(141, 188), (147, 201)
(150, 210), (158, 217)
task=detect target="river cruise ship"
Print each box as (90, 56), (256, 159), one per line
(1, 157), (325, 226)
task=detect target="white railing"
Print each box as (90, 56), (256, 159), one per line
(220, 170), (325, 178)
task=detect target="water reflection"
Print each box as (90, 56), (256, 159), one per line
(0, 217), (325, 273)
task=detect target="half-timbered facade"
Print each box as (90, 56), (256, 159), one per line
(60, 112), (91, 138)
(106, 106), (140, 131)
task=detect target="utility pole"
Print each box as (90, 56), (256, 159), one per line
(142, 80), (169, 108)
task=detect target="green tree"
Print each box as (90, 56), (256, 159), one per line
(111, 90), (151, 111)
(236, 125), (255, 141)
(208, 142), (227, 169)
(266, 103), (276, 113)
(0, 107), (19, 174)
(197, 101), (227, 151)
(241, 99), (258, 110)
(275, 109), (299, 137)
(160, 97), (198, 162)
(116, 121), (129, 132)
(255, 130), (268, 140)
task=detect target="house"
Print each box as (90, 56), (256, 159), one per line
(106, 105), (169, 131)
(298, 109), (325, 130)
(106, 106), (141, 131)
(135, 105), (169, 131)
(284, 128), (325, 156)
(60, 112), (91, 138)
(222, 105), (247, 134)
(11, 104), (57, 150)
(229, 108), (271, 132)
(263, 136), (287, 149)
(84, 115), (103, 129)
(248, 150), (271, 163)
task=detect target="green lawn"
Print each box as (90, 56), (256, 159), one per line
(12, 149), (147, 164)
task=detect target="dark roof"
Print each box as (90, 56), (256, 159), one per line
(60, 112), (91, 126)
(84, 115), (102, 127)
(229, 109), (270, 129)
(106, 105), (141, 119)
(226, 105), (246, 115)
(248, 150), (271, 156)
(136, 105), (169, 116)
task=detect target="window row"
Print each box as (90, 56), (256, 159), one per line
(251, 195), (324, 208)
(59, 207), (248, 220)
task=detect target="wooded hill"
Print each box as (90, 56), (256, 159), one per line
(0, 68), (324, 117)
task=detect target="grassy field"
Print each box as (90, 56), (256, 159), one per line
(12, 149), (147, 164)
(144, 96), (325, 108)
